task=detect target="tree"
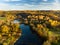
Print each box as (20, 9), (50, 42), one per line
(1, 25), (10, 33)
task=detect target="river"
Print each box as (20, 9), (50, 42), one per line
(14, 24), (45, 45)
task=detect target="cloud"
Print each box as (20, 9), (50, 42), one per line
(43, 0), (48, 2)
(52, 0), (60, 8)
(0, 0), (60, 10)
(0, 3), (32, 10)
(11, 0), (21, 1)
(4, 0), (21, 2)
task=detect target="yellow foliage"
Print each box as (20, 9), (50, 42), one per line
(49, 19), (53, 22)
(37, 30), (43, 36)
(0, 34), (2, 38)
(48, 31), (53, 36)
(6, 14), (15, 21)
(28, 15), (31, 18)
(3, 42), (8, 45)
(39, 15), (44, 20)
(1, 25), (10, 33)
(37, 24), (43, 28)
(51, 21), (58, 26)
(8, 34), (11, 37)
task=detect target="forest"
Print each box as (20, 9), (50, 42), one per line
(0, 10), (60, 45)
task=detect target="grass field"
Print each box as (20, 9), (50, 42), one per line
(0, 17), (6, 21)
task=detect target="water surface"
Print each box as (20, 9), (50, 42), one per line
(15, 24), (44, 45)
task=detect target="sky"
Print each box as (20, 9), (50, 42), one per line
(0, 0), (60, 10)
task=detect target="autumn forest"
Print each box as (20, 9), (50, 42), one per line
(0, 10), (60, 45)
